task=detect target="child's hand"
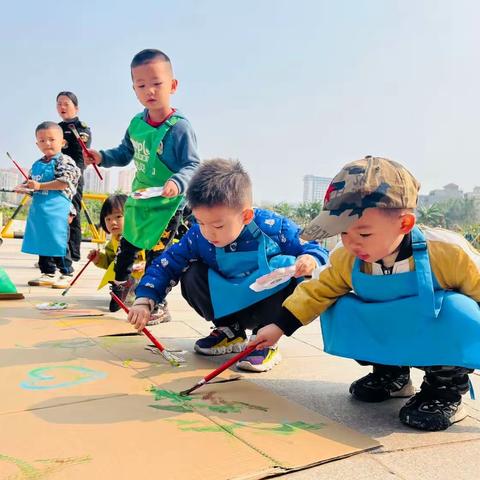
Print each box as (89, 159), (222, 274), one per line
(132, 261), (146, 273)
(294, 254), (317, 277)
(162, 180), (179, 198)
(87, 249), (100, 264)
(128, 302), (152, 331)
(249, 323), (284, 349)
(25, 180), (41, 190)
(84, 149), (102, 166)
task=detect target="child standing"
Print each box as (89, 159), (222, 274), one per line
(56, 91), (92, 262)
(127, 160), (329, 372)
(255, 156), (480, 430)
(18, 122), (80, 288)
(84, 49), (200, 313)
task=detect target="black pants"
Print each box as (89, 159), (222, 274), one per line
(180, 261), (298, 332)
(357, 361), (473, 396)
(69, 177), (83, 262)
(39, 254), (73, 275)
(113, 208), (185, 282)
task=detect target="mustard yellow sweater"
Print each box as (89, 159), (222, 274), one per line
(281, 227), (480, 331)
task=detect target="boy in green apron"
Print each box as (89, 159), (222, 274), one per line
(254, 156), (480, 431)
(127, 159), (329, 372)
(84, 49), (200, 312)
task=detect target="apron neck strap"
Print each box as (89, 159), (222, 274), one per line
(411, 226), (441, 317)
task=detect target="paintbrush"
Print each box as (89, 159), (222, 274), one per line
(110, 292), (184, 367)
(68, 125), (103, 180)
(7, 152), (29, 181)
(179, 343), (258, 396)
(61, 259), (93, 296)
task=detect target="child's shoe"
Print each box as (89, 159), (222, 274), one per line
(28, 273), (56, 287)
(51, 273), (74, 289)
(399, 387), (466, 431)
(194, 324), (247, 355)
(349, 366), (415, 402)
(147, 301), (171, 326)
(109, 278), (133, 312)
(236, 345), (282, 372)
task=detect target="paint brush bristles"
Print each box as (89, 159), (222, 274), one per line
(110, 292), (184, 367)
(179, 344), (257, 396)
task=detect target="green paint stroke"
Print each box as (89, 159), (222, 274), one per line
(0, 453), (91, 479)
(166, 419), (325, 435)
(149, 388), (267, 414)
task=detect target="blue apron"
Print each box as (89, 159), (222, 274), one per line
(208, 222), (296, 319)
(321, 227), (480, 369)
(22, 156), (71, 257)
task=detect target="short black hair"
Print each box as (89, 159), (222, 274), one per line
(131, 49), (171, 69)
(56, 91), (79, 107)
(186, 159), (252, 210)
(100, 194), (128, 233)
(35, 121), (63, 135)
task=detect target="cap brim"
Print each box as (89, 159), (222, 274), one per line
(301, 209), (361, 241)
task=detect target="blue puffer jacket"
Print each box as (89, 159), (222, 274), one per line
(136, 208), (329, 303)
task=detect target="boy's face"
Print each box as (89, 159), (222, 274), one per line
(132, 60), (178, 112)
(193, 205), (254, 248)
(36, 128), (65, 159)
(56, 95), (78, 121)
(340, 208), (415, 263)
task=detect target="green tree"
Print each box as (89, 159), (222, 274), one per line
(416, 204), (445, 227)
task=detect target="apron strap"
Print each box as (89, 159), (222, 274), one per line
(411, 227), (442, 318)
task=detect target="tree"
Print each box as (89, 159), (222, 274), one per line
(416, 204), (445, 227)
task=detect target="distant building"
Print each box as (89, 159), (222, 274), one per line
(465, 186), (480, 200)
(83, 167), (111, 194)
(118, 167), (136, 193)
(0, 168), (23, 205)
(419, 183), (464, 207)
(303, 175), (332, 204)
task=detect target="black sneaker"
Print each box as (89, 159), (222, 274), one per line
(399, 387), (467, 431)
(194, 325), (247, 355)
(109, 279), (134, 312)
(350, 366), (415, 402)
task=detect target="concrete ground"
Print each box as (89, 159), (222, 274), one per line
(1, 238), (480, 479)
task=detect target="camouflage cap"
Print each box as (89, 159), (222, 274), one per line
(301, 156), (420, 241)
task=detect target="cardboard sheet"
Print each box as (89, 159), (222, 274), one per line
(0, 295), (379, 479)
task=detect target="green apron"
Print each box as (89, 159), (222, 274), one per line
(123, 113), (183, 250)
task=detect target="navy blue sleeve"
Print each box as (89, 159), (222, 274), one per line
(276, 216), (329, 265)
(168, 121), (201, 194)
(99, 129), (134, 168)
(135, 226), (202, 303)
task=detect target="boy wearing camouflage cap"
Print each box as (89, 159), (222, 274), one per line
(251, 156), (480, 431)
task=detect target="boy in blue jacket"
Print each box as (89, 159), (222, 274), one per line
(128, 159), (329, 372)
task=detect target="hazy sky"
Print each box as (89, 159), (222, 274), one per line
(1, 0), (479, 203)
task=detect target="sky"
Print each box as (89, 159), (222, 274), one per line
(0, 0), (479, 203)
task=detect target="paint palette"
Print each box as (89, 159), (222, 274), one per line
(249, 266), (296, 292)
(36, 301), (68, 310)
(131, 186), (165, 199)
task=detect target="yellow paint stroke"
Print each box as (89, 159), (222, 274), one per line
(0, 453), (91, 479)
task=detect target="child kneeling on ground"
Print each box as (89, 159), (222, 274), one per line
(127, 159), (329, 372)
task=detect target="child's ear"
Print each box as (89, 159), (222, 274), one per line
(61, 139), (66, 148)
(170, 79), (178, 94)
(242, 208), (254, 224)
(400, 212), (416, 234)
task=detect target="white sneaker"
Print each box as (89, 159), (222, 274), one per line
(51, 274), (74, 289)
(28, 273), (56, 287)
